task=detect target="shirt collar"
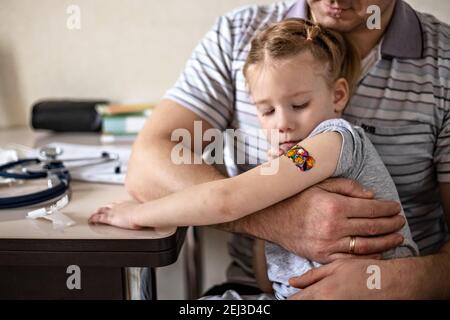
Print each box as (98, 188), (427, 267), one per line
(381, 0), (423, 59)
(286, 0), (424, 59)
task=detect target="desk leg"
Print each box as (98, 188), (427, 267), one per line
(123, 267), (140, 300)
(185, 226), (203, 299)
(139, 267), (157, 300)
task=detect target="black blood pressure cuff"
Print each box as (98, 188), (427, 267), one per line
(31, 99), (108, 132)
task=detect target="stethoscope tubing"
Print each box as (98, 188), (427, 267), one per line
(0, 158), (47, 179)
(0, 174), (69, 209)
(0, 151), (119, 209)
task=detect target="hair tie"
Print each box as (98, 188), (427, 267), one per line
(306, 28), (313, 41)
(306, 25), (321, 41)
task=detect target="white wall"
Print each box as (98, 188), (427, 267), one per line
(0, 0), (272, 128)
(0, 0), (449, 129)
(406, 0), (450, 23)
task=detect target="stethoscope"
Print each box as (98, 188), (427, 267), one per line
(0, 146), (121, 209)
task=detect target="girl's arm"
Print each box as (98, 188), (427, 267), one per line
(90, 132), (342, 229)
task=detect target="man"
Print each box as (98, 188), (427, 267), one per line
(127, 0), (450, 299)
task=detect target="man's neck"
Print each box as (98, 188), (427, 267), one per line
(346, 2), (396, 59)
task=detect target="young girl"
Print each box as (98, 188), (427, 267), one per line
(89, 18), (418, 299)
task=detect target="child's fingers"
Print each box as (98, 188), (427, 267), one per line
(93, 205), (109, 214)
(89, 207), (112, 225)
(88, 213), (102, 224)
(97, 212), (111, 225)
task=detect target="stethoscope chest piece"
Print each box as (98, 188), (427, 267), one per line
(40, 146), (63, 160)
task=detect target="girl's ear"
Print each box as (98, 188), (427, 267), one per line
(332, 78), (350, 115)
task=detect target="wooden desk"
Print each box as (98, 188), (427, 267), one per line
(0, 128), (186, 299)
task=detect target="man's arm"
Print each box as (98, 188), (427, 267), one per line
(125, 99), (226, 201)
(216, 178), (406, 262)
(440, 183), (450, 230)
(288, 183), (450, 299)
(418, 182), (450, 298)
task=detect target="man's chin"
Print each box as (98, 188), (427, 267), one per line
(315, 17), (362, 32)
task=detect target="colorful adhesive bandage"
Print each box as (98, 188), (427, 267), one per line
(285, 145), (315, 171)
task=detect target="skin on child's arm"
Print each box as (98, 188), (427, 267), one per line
(90, 132), (342, 229)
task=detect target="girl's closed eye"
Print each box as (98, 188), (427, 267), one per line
(292, 101), (310, 110)
(261, 108), (275, 116)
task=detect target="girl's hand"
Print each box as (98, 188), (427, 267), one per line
(88, 200), (144, 230)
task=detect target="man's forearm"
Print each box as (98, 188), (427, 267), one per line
(214, 194), (294, 242)
(393, 240), (450, 299)
(214, 215), (254, 234)
(421, 241), (450, 298)
(126, 137), (226, 202)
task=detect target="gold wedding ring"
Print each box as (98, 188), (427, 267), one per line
(349, 236), (356, 254)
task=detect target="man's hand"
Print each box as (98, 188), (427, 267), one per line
(287, 257), (422, 299)
(253, 178), (406, 263)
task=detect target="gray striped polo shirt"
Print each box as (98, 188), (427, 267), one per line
(165, 0), (450, 285)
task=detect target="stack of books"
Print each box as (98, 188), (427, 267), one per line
(96, 103), (155, 143)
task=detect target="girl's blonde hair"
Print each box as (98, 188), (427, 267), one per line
(243, 18), (361, 98)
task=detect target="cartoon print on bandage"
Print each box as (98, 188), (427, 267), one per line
(285, 145), (315, 171)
